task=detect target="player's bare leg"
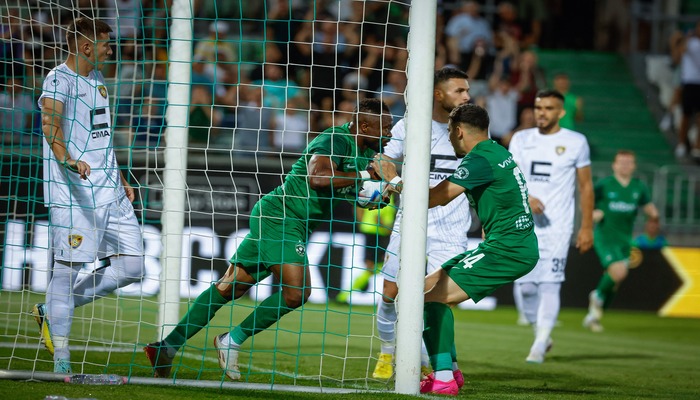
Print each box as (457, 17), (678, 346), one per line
(145, 263), (256, 378)
(216, 262), (311, 380)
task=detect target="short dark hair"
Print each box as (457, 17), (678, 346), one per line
(435, 67), (469, 86)
(355, 98), (390, 115)
(449, 103), (489, 132)
(535, 89), (565, 103)
(66, 17), (113, 51)
(615, 149), (636, 159)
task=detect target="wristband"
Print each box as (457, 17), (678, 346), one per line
(389, 176), (402, 187)
(359, 170), (371, 180)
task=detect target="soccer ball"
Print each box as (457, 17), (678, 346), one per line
(357, 180), (387, 209)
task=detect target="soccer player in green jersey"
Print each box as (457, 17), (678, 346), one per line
(373, 103), (538, 395)
(583, 150), (659, 332)
(144, 98), (394, 379)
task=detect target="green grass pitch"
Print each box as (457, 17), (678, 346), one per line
(1, 291), (699, 399)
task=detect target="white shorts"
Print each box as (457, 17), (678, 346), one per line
(381, 231), (469, 283)
(50, 196), (143, 263)
(516, 230), (570, 283)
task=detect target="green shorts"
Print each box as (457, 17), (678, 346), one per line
(442, 244), (538, 303)
(594, 241), (630, 268)
(229, 201), (309, 280)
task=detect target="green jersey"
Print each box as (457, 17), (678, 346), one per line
(259, 123), (374, 231)
(447, 140), (537, 256)
(594, 176), (651, 245)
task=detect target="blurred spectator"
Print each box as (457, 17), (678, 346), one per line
(633, 218), (668, 250)
(484, 63), (518, 145)
(144, 62), (168, 101)
(103, 0), (141, 39)
(552, 72), (584, 130)
(294, 11), (354, 109)
(194, 0), (265, 34)
(594, 0), (630, 53)
(339, 71), (369, 108)
(142, 0), (170, 44)
(503, 106), (536, 148)
(189, 84), (223, 146)
(191, 56), (215, 94)
(273, 96), (309, 154)
(492, 29), (521, 78)
(194, 21), (240, 92)
(677, 21), (700, 160)
(131, 97), (166, 150)
(464, 37), (496, 101)
(444, 1), (493, 71)
(516, 0), (547, 49)
(1, 7), (26, 86)
(655, 30), (685, 142)
(252, 63), (303, 115)
(317, 99), (354, 133)
(495, 2), (525, 48)
(216, 85), (275, 155)
(358, 33), (385, 95)
(114, 42), (144, 128)
(377, 70), (407, 124)
(0, 76), (35, 143)
(510, 50), (546, 115)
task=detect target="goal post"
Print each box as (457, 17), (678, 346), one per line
(158, 0), (194, 340)
(0, 0), (437, 394)
(395, 0), (437, 394)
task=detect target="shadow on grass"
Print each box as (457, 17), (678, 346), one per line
(549, 353), (656, 362)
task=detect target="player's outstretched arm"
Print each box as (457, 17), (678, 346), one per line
(41, 98), (91, 180)
(428, 179), (466, 208)
(575, 165), (594, 253)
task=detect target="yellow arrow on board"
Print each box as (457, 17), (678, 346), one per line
(659, 247), (700, 318)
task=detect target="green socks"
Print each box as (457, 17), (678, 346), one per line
(596, 272), (617, 309)
(423, 302), (454, 372)
(164, 285), (229, 351)
(230, 291), (295, 345)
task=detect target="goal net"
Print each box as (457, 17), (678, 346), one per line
(0, 0), (423, 392)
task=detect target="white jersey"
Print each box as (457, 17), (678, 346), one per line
(39, 63), (124, 208)
(508, 127), (590, 238)
(383, 118), (471, 248)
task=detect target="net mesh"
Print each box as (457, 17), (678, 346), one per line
(1, 0), (412, 391)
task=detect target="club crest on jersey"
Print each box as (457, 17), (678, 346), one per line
(555, 146), (566, 155)
(98, 85), (108, 99)
(295, 241), (306, 257)
(454, 167), (469, 180)
(68, 234), (83, 249)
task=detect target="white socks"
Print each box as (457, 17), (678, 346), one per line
(533, 282), (561, 351)
(46, 261), (81, 360)
(73, 255), (144, 307)
(518, 282), (539, 325)
(376, 300), (397, 355)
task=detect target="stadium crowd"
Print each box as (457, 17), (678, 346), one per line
(1, 0), (595, 155)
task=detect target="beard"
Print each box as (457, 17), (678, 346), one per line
(537, 119), (557, 132)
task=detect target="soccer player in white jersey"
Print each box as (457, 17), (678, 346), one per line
(34, 17), (144, 373)
(508, 89), (594, 363)
(372, 68), (472, 384)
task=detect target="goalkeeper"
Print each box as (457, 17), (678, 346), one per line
(144, 99), (394, 380)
